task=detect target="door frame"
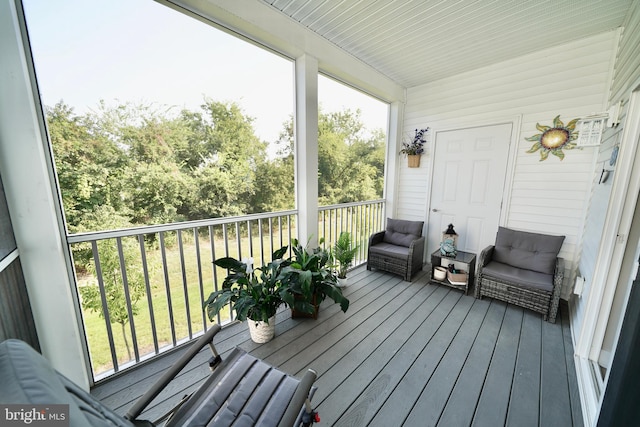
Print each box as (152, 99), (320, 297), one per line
(424, 116), (521, 254)
(574, 80), (640, 426)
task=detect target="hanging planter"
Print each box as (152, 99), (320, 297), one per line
(400, 128), (429, 168)
(407, 154), (421, 168)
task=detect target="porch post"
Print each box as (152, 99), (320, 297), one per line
(384, 101), (404, 219)
(0, 0), (90, 389)
(294, 55), (319, 247)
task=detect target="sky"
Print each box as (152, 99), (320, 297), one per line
(22, 0), (388, 145)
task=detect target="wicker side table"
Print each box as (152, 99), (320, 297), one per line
(430, 249), (476, 295)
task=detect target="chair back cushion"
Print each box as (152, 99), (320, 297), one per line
(493, 227), (564, 275)
(0, 339), (137, 427)
(383, 218), (424, 248)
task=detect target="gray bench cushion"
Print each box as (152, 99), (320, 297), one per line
(482, 261), (555, 292)
(493, 227), (564, 275)
(383, 218), (423, 248)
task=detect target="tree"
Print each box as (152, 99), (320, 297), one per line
(77, 206), (147, 361)
(46, 102), (128, 231)
(280, 108), (386, 205)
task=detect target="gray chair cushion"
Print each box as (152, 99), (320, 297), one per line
(482, 261), (554, 292)
(382, 218), (423, 248)
(0, 339), (137, 427)
(369, 242), (411, 258)
(492, 227), (564, 275)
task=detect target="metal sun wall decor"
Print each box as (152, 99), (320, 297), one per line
(525, 115), (580, 161)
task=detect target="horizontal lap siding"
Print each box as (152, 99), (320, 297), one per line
(401, 31), (618, 298)
(572, 1), (640, 342)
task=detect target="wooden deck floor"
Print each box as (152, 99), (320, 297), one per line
(91, 266), (583, 427)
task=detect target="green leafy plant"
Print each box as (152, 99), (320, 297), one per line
(332, 231), (359, 279)
(280, 238), (349, 315)
(204, 246), (290, 323)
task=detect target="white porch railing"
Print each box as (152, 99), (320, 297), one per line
(67, 201), (384, 382)
(318, 199), (386, 267)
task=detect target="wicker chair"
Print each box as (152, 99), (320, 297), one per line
(475, 227), (565, 323)
(367, 218), (425, 281)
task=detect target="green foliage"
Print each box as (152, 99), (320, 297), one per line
(332, 231), (359, 279)
(46, 102), (128, 231)
(278, 108), (386, 205)
(280, 238), (349, 314)
(48, 100), (384, 231)
(205, 247), (290, 323)
(78, 207), (148, 359)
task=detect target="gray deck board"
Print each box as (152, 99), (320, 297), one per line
(471, 304), (524, 427)
(403, 297), (491, 426)
(541, 312), (573, 427)
(436, 300), (507, 426)
(363, 291), (474, 425)
(90, 266), (582, 426)
(562, 305), (585, 427)
(507, 310), (542, 427)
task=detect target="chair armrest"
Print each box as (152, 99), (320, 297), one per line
(409, 236), (425, 266)
(554, 257), (565, 286)
(125, 324), (222, 421)
(277, 369), (317, 427)
(478, 245), (495, 269)
(369, 230), (385, 247)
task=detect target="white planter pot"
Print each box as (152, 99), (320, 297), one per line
(247, 316), (276, 343)
(337, 277), (349, 288)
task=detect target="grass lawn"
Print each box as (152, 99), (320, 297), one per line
(79, 209), (379, 379)
(80, 227), (295, 377)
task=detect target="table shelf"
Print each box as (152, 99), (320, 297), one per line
(430, 249), (476, 295)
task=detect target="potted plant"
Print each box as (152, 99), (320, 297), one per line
(332, 231), (359, 287)
(281, 238), (350, 319)
(400, 128), (429, 167)
(204, 246), (289, 343)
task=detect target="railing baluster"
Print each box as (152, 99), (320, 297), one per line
(116, 237), (140, 363)
(70, 206), (389, 381)
(223, 224), (229, 258)
(329, 209), (333, 247)
(268, 217), (274, 256)
(177, 230), (192, 339)
(194, 228), (206, 333)
(235, 222), (241, 260)
(222, 224), (233, 322)
(258, 219), (265, 265)
(247, 220), (253, 259)
(91, 240), (118, 373)
(138, 235), (158, 355)
(159, 232), (176, 346)
(208, 225), (220, 327)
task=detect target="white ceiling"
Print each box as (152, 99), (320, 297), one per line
(261, 0), (633, 88)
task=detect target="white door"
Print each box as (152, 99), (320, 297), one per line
(427, 123), (512, 256)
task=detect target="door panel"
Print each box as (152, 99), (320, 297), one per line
(428, 124), (512, 255)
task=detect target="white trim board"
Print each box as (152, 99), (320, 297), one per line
(0, 249), (19, 272)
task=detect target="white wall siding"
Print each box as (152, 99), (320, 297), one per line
(571, 0), (640, 363)
(401, 31), (618, 297)
(569, 125), (620, 342)
(611, 1), (640, 103)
